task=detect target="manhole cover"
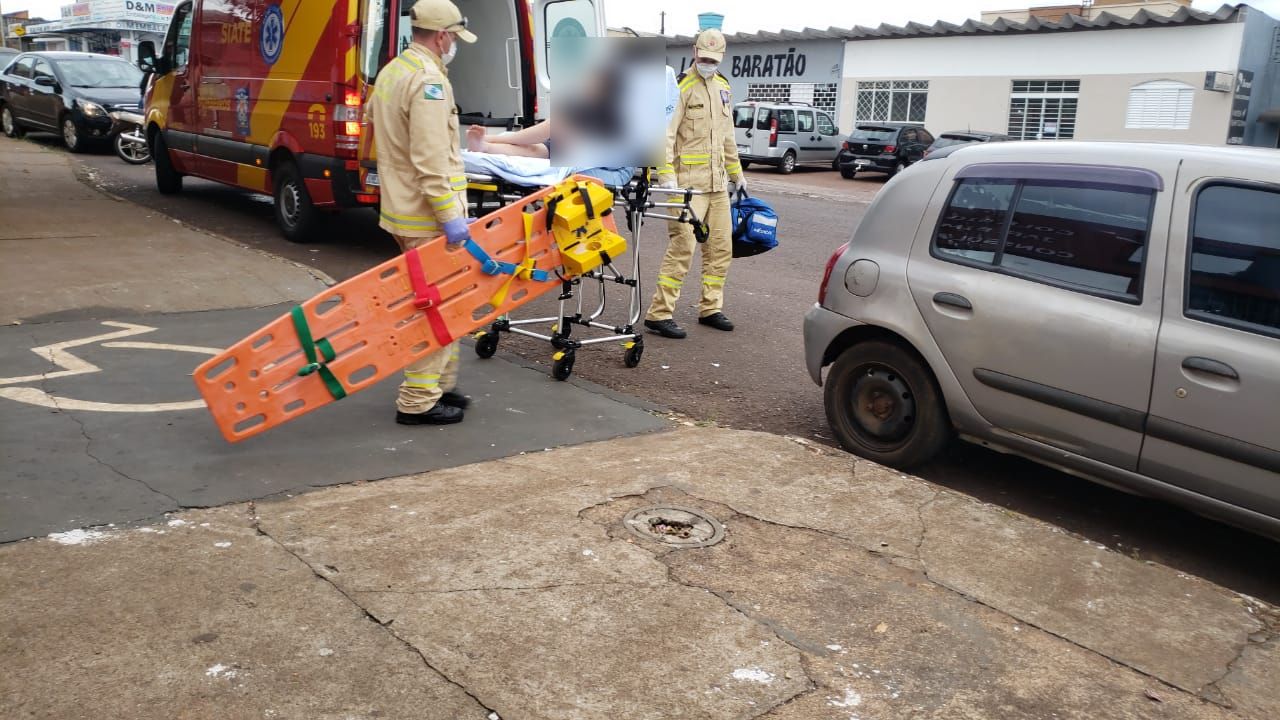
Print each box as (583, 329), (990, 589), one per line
(623, 505), (725, 548)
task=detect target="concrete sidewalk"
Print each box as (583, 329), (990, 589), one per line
(3, 429), (1276, 719)
(0, 137), (330, 324)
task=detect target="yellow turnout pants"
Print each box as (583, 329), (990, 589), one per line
(646, 190), (732, 321)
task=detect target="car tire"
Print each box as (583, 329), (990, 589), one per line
(840, 166), (858, 180)
(824, 340), (951, 469)
(61, 115), (86, 153)
(887, 161), (905, 179)
(151, 131), (183, 195)
(1, 105), (24, 139)
(273, 161), (319, 243)
(777, 151), (796, 175)
(741, 160), (751, 170)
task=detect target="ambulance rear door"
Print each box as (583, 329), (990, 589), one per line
(532, 0), (607, 121)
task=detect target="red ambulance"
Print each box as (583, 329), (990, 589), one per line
(139, 0), (604, 241)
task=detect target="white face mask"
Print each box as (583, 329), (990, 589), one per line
(696, 62), (718, 79)
(441, 35), (458, 65)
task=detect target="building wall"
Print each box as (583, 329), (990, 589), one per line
(839, 22), (1246, 144)
(665, 40), (846, 122)
(1236, 5), (1280, 147)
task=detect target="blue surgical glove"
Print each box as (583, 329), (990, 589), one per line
(443, 217), (471, 247)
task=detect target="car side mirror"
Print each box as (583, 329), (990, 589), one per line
(137, 41), (158, 73)
(34, 76), (58, 88)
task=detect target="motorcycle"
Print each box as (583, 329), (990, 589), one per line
(109, 110), (150, 165)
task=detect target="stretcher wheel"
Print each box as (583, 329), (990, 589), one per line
(624, 341), (644, 368)
(474, 331), (499, 359)
(552, 351), (575, 381)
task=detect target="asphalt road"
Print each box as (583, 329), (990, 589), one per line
(30, 134), (1279, 604)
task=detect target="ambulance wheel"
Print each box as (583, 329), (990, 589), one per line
(552, 351), (575, 381)
(474, 332), (498, 359)
(151, 131), (183, 195)
(624, 342), (644, 368)
(777, 151), (796, 175)
(274, 161), (318, 243)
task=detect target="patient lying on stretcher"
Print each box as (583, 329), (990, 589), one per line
(464, 121), (636, 188)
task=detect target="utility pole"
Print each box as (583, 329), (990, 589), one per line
(0, 0), (8, 51)
(660, 11), (665, 36)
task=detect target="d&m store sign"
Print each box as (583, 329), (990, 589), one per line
(666, 39), (844, 99)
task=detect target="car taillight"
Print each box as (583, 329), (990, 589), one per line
(818, 242), (850, 306)
(884, 145), (896, 154)
(335, 92), (361, 153)
(769, 118), (778, 148)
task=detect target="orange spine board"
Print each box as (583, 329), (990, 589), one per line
(193, 182), (607, 442)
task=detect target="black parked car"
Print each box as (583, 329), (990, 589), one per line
(923, 130), (1011, 158)
(837, 123), (935, 180)
(0, 51), (143, 152)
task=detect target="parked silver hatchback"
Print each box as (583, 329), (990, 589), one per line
(804, 141), (1280, 538)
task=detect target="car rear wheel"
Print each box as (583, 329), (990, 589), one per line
(2, 105), (24, 138)
(886, 161), (905, 179)
(151, 131), (183, 195)
(824, 340), (951, 469)
(840, 166), (858, 180)
(61, 116), (86, 153)
(273, 161), (319, 243)
(741, 160), (751, 170)
(777, 151), (796, 175)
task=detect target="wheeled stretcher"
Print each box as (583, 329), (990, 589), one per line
(462, 171), (707, 380)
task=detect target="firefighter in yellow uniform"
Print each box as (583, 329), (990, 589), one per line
(367, 0), (476, 425)
(644, 29), (745, 339)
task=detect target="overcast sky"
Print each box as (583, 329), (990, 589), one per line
(8, 0), (1280, 35)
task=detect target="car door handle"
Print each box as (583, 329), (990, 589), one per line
(1182, 357), (1239, 380)
(933, 292), (972, 310)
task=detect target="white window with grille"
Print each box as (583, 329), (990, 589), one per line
(746, 82), (840, 115)
(855, 80), (929, 124)
(1008, 80), (1080, 140)
(1125, 80), (1194, 130)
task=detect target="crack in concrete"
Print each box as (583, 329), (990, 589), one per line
(347, 581), (664, 595)
(586, 486), (1233, 711)
(42, 374), (183, 510)
(910, 494), (1227, 707)
(1201, 620), (1277, 704)
(247, 507), (501, 719)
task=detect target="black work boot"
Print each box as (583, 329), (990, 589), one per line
(440, 391), (470, 409)
(396, 402), (464, 426)
(698, 312), (735, 331)
(644, 318), (687, 339)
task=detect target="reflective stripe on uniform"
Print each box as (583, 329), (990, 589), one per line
(678, 75), (698, 92)
(380, 210), (440, 232)
(657, 275), (683, 289)
(725, 162), (742, 175)
(680, 153), (710, 165)
(658, 164), (675, 175)
(715, 77), (731, 90)
(702, 274), (726, 287)
(404, 371), (441, 388)
(449, 175), (467, 191)
(429, 193), (458, 212)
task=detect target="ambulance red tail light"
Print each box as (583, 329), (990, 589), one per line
(769, 118), (779, 148)
(818, 241), (850, 306)
(335, 93), (362, 153)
